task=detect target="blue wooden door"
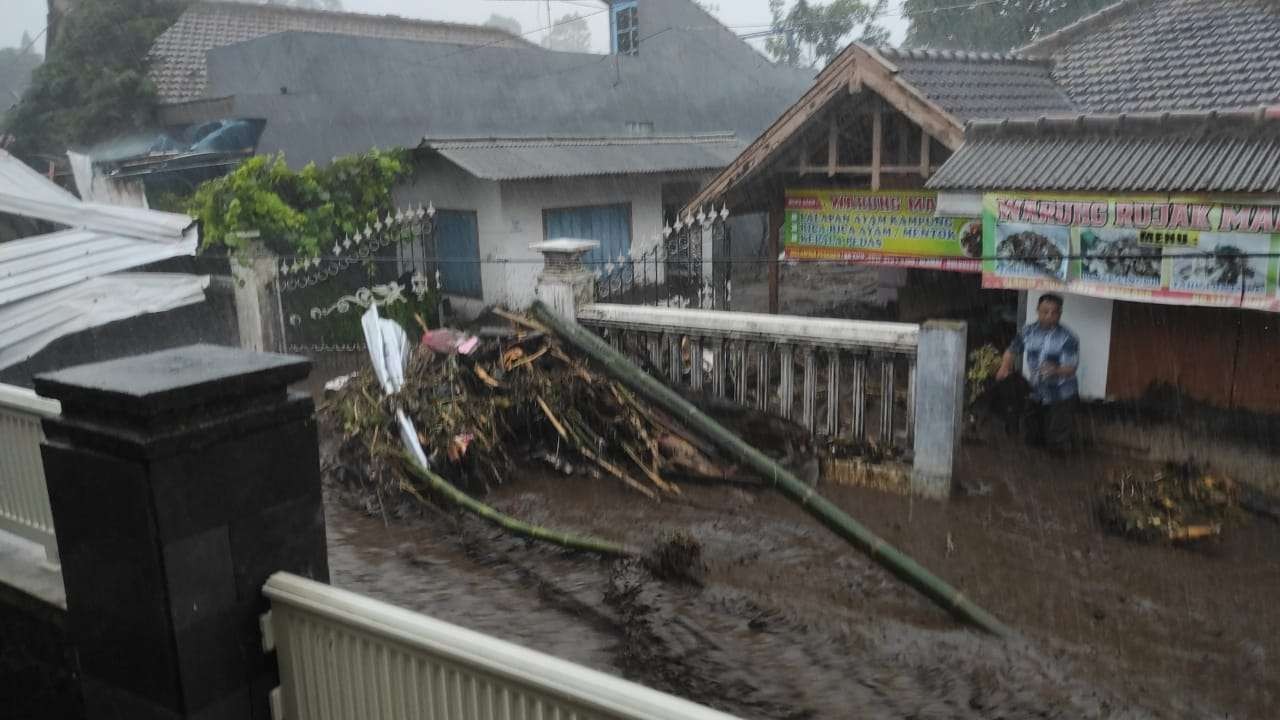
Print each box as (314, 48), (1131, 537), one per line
(435, 210), (482, 298)
(543, 204), (631, 269)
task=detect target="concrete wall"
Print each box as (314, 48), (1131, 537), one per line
(1023, 291), (1114, 400)
(396, 157), (673, 313)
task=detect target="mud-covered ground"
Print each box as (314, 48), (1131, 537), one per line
(324, 437), (1279, 719)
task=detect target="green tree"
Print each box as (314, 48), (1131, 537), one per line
(187, 148), (409, 257)
(3, 0), (187, 162)
(484, 13), (523, 37)
(765, 0), (889, 68)
(542, 13), (592, 53)
(903, 0), (1113, 52)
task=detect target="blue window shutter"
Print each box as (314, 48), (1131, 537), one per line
(544, 204), (631, 269)
(435, 210), (482, 298)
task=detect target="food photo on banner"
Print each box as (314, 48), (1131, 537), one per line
(981, 194), (1280, 311)
(783, 189), (981, 272)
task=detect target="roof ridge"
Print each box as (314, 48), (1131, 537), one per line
(965, 106), (1280, 137)
(875, 46), (1046, 64)
(189, 0), (525, 40)
(425, 132), (740, 147)
(1017, 0), (1150, 57)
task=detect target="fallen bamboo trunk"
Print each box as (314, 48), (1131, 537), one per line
(532, 301), (1012, 638)
(400, 454), (635, 558)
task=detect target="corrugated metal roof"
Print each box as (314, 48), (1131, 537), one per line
(0, 274), (209, 370)
(0, 150), (200, 362)
(927, 108), (1280, 193)
(0, 230), (195, 306)
(149, 1), (528, 104)
(424, 135), (745, 181)
(1, 150), (195, 245)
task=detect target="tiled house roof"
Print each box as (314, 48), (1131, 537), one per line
(1023, 0), (1280, 112)
(874, 48), (1076, 120)
(927, 108), (1280, 193)
(148, 1), (529, 104)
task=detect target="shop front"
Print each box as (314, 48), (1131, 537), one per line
(929, 111), (1280, 412)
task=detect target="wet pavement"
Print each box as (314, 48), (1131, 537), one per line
(325, 438), (1279, 719)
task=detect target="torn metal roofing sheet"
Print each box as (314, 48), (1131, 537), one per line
(0, 229), (197, 306)
(423, 135), (745, 181)
(0, 274), (210, 370)
(1, 150), (196, 244)
(0, 149), (203, 368)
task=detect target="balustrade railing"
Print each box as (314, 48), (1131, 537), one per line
(576, 305), (919, 449)
(0, 383), (60, 562)
(262, 572), (739, 720)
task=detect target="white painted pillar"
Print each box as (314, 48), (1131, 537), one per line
(531, 239), (600, 321)
(911, 320), (967, 499)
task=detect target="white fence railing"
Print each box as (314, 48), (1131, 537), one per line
(578, 304), (920, 449)
(0, 383), (60, 562)
(263, 572), (739, 720)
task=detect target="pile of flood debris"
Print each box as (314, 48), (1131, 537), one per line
(322, 309), (819, 515)
(1097, 461), (1242, 543)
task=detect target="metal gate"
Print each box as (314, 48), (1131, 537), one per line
(594, 211), (730, 310)
(275, 206), (441, 371)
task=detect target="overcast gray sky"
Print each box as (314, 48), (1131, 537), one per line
(3, 0), (909, 54)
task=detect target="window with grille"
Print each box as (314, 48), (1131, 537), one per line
(611, 1), (639, 55)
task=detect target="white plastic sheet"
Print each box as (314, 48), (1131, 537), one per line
(360, 305), (429, 468)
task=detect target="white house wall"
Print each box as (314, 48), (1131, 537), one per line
(498, 175), (666, 309)
(398, 159), (695, 313)
(393, 157), (503, 317)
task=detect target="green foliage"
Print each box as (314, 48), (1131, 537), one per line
(967, 343), (1003, 404)
(903, 0), (1113, 52)
(3, 0), (187, 161)
(766, 0), (888, 68)
(187, 148), (410, 257)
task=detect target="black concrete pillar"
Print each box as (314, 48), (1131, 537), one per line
(34, 344), (329, 720)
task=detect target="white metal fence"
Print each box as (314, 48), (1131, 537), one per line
(262, 572), (740, 720)
(577, 304), (920, 449)
(0, 383), (60, 562)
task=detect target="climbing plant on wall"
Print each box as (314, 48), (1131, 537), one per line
(188, 148), (410, 257)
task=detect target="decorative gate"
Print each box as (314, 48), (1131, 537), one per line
(275, 206), (441, 370)
(595, 208), (731, 310)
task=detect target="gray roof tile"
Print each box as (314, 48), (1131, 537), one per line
(148, 1), (528, 105)
(874, 48), (1076, 120)
(1039, 0), (1280, 112)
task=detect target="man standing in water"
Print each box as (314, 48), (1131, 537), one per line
(996, 293), (1079, 453)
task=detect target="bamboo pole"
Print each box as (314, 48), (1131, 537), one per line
(400, 455), (635, 558)
(532, 302), (1011, 638)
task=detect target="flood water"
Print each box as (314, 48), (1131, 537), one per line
(325, 439), (1279, 719)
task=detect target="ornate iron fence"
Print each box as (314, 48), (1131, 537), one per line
(275, 206), (442, 356)
(594, 209), (731, 310)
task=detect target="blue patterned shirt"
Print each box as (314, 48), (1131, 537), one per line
(1011, 322), (1079, 404)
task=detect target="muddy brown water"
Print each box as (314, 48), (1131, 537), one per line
(324, 438), (1279, 719)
